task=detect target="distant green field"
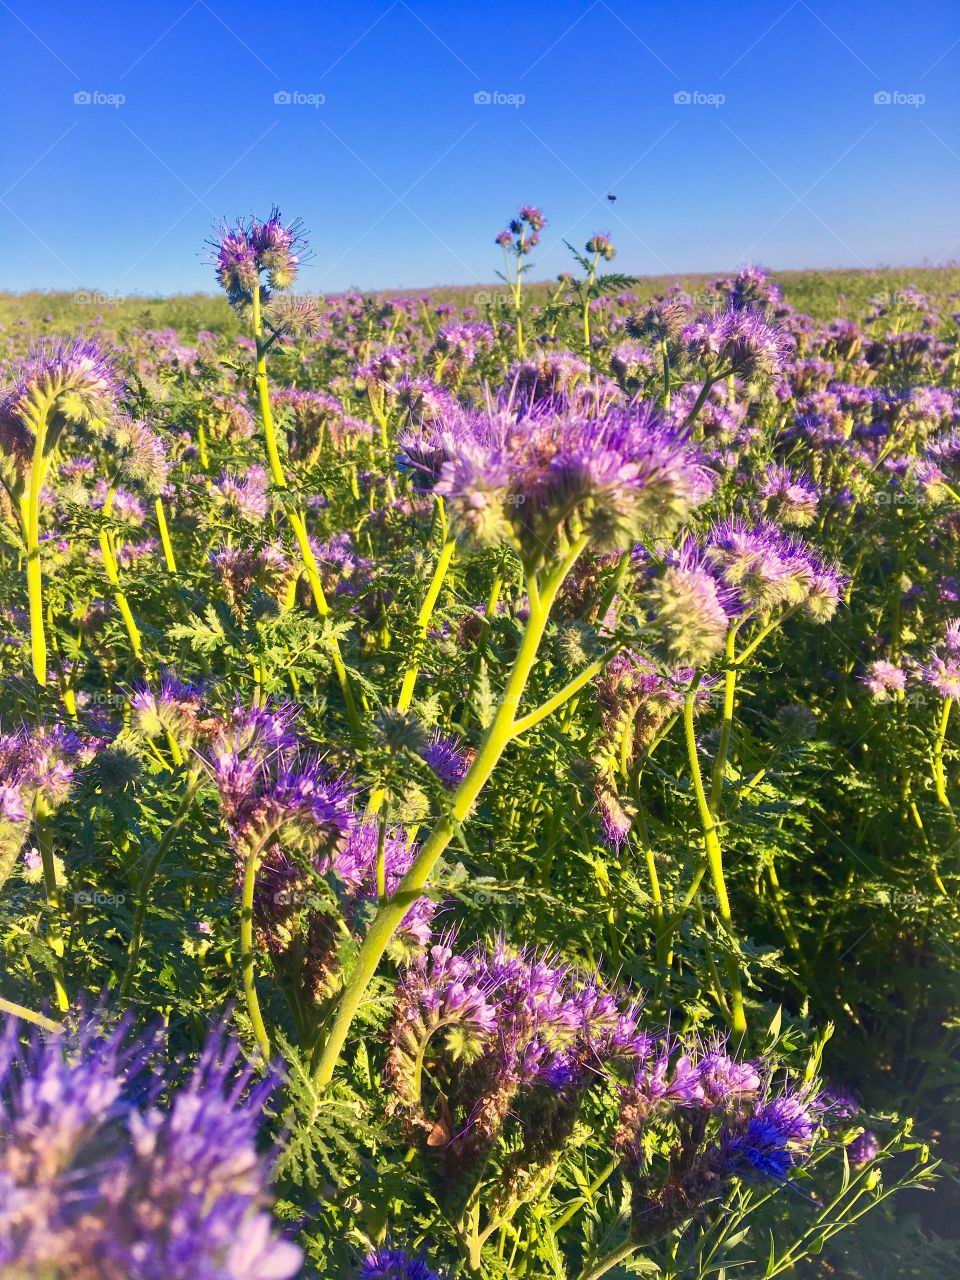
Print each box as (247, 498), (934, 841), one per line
(2, 266), (958, 340)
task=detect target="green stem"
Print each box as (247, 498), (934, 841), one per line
(683, 688), (746, 1037)
(0, 996), (61, 1032)
(932, 697), (956, 833)
(154, 495), (178, 574)
(35, 808), (68, 1012)
(708, 628), (740, 814)
(396, 535), (455, 712)
(578, 1237), (643, 1280)
(99, 488), (144, 662)
(250, 283), (361, 734)
(312, 536), (589, 1090)
(240, 835), (272, 1059)
(23, 424), (48, 684)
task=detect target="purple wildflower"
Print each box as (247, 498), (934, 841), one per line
(420, 731), (470, 789)
(861, 660), (906, 701)
(0, 1014), (302, 1279)
(360, 1248), (444, 1280)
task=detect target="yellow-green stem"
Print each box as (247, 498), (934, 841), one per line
(240, 838), (271, 1059)
(396, 536), (455, 712)
(684, 688), (747, 1037)
(154, 496), (178, 574)
(313, 537), (588, 1090)
(251, 284), (360, 734)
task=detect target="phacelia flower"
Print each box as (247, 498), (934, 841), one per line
(861, 660), (906, 701)
(0, 1014), (302, 1280)
(360, 1248), (444, 1280)
(212, 208), (306, 304)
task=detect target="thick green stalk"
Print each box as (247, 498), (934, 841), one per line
(396, 535), (455, 712)
(23, 423), (48, 684)
(708, 627), (740, 813)
(35, 806), (68, 1012)
(0, 996), (61, 1032)
(932, 696), (957, 835)
(240, 836), (272, 1059)
(683, 688), (747, 1037)
(582, 254), (599, 347)
(154, 495), (178, 574)
(577, 1238), (643, 1280)
(99, 487), (144, 662)
(313, 538), (588, 1090)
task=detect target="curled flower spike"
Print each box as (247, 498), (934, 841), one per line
(211, 208), (307, 305)
(0, 1013), (302, 1280)
(645, 537), (741, 669)
(683, 305), (791, 381)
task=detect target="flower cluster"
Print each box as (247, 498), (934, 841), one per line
(614, 1037), (827, 1245)
(0, 338), (119, 484)
(386, 934), (647, 1211)
(642, 520), (843, 669)
(495, 205), (546, 255)
(206, 701), (355, 860)
(212, 208), (306, 305)
(0, 1014), (302, 1279)
(409, 395), (714, 567)
(683, 306), (791, 382)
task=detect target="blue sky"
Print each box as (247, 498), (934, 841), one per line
(1, 0), (958, 294)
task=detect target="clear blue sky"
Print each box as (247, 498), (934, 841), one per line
(1, 0), (958, 294)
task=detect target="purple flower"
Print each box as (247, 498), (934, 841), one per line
(860, 660), (906, 701)
(420, 731), (470, 790)
(211, 208), (306, 303)
(217, 466), (271, 522)
(206, 701), (355, 857)
(683, 306), (791, 380)
(431, 396), (713, 564)
(760, 465), (819, 527)
(647, 537), (740, 668)
(922, 653), (960, 699)
(1, 339), (119, 470)
(847, 1129), (879, 1166)
(0, 1014), (301, 1279)
(718, 1083), (825, 1181)
(360, 1248), (444, 1280)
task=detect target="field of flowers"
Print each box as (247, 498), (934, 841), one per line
(0, 206), (958, 1279)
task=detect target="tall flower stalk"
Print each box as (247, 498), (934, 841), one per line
(213, 211), (360, 733)
(314, 392), (712, 1088)
(0, 340), (119, 685)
